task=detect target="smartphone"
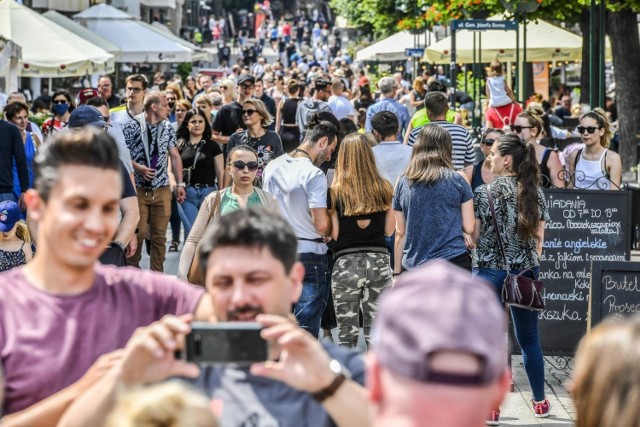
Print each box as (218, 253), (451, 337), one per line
(181, 322), (268, 365)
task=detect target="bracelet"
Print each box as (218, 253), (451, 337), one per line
(176, 182), (186, 188)
(392, 272), (401, 277)
(112, 240), (127, 252)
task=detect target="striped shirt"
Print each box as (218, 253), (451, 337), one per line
(407, 120), (474, 170)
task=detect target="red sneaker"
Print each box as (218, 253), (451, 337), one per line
(485, 409), (500, 425)
(532, 398), (551, 418)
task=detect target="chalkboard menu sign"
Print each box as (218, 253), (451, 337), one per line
(590, 261), (640, 328)
(537, 189), (632, 355)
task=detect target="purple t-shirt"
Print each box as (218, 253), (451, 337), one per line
(0, 264), (205, 414)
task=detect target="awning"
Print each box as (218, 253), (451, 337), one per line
(43, 10), (121, 58)
(139, 0), (175, 9)
(356, 31), (433, 62)
(0, 0), (114, 77)
(74, 4), (193, 63)
(147, 21), (211, 62)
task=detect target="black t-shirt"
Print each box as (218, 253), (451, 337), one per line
(212, 101), (245, 136)
(220, 46), (231, 60)
(120, 161), (136, 199)
(227, 130), (284, 187)
(179, 139), (223, 186)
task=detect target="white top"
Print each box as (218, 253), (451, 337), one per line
(574, 149), (610, 190)
(487, 76), (511, 108)
(371, 141), (413, 189)
(328, 95), (356, 120)
(263, 154), (328, 254)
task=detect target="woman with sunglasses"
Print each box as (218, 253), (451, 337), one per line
(175, 108), (224, 240)
(219, 78), (237, 106)
(567, 108), (622, 190)
(42, 89), (74, 140)
(472, 133), (550, 423)
(177, 145), (278, 281)
(226, 99), (284, 188)
(329, 133), (394, 349)
(393, 124), (475, 273)
(471, 128), (504, 191)
(511, 105), (564, 188)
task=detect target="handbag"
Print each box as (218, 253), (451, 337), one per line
(187, 190), (222, 286)
(486, 185), (545, 311)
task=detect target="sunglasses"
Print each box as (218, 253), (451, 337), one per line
(241, 109), (257, 116)
(221, 86), (228, 89)
(232, 160), (259, 171)
(240, 85), (255, 90)
(482, 138), (495, 146)
(102, 116), (110, 122)
(53, 99), (68, 105)
(510, 125), (533, 133)
(576, 126), (601, 134)
(126, 87), (143, 93)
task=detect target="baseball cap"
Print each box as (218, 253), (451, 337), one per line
(372, 260), (507, 386)
(0, 200), (20, 233)
(237, 74), (255, 86)
(314, 78), (331, 90)
(78, 88), (99, 105)
(68, 105), (107, 129)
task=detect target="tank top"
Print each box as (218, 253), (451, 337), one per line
(471, 162), (486, 192)
(539, 148), (552, 189)
(281, 98), (301, 126)
(487, 76), (511, 107)
(0, 242), (26, 273)
(332, 200), (388, 255)
(574, 149), (610, 190)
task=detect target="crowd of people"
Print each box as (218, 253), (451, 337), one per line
(0, 31), (633, 426)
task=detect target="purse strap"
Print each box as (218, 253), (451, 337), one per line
(204, 190), (222, 226)
(486, 184), (510, 271)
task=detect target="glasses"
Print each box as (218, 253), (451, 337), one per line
(102, 116), (110, 122)
(126, 87), (143, 93)
(232, 160), (259, 171)
(241, 109), (257, 116)
(577, 126), (601, 134)
(221, 86), (228, 89)
(240, 85), (255, 90)
(482, 138), (495, 146)
(53, 99), (68, 105)
(510, 125), (533, 133)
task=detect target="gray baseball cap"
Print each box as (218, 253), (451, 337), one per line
(372, 260), (507, 386)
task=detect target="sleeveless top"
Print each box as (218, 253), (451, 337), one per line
(0, 242), (26, 272)
(471, 161), (486, 192)
(539, 148), (553, 188)
(281, 98), (301, 126)
(331, 198), (388, 257)
(574, 149), (610, 190)
(487, 76), (511, 107)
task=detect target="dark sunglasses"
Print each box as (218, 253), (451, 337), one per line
(241, 109), (257, 116)
(576, 126), (601, 134)
(510, 124), (533, 133)
(232, 160), (259, 171)
(482, 138), (495, 146)
(53, 99), (68, 104)
(221, 86), (228, 89)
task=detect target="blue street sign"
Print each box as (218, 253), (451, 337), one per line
(405, 48), (425, 58)
(452, 20), (518, 31)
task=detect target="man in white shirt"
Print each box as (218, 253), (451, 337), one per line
(328, 79), (355, 122)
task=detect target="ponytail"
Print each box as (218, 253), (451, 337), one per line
(14, 220), (32, 245)
(495, 134), (541, 240)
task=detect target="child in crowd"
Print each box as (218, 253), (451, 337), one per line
(0, 200), (33, 272)
(485, 59), (521, 130)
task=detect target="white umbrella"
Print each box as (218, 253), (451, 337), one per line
(0, 0), (114, 77)
(74, 4), (193, 63)
(356, 31), (432, 62)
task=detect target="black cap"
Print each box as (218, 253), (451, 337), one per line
(237, 74), (255, 85)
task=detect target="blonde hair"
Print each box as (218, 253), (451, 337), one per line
(580, 107), (611, 148)
(14, 220), (32, 244)
(488, 59), (504, 77)
(572, 316), (640, 427)
(517, 104), (544, 136)
(331, 133), (392, 216)
(175, 99), (192, 112)
(105, 381), (218, 427)
(165, 83), (184, 101)
(406, 123), (454, 184)
(221, 78), (237, 101)
(412, 77), (425, 93)
(243, 99), (273, 128)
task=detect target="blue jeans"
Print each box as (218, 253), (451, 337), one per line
(177, 185), (215, 239)
(0, 192), (16, 203)
(296, 252), (330, 338)
(474, 266), (545, 401)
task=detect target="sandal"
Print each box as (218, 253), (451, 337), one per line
(168, 241), (180, 252)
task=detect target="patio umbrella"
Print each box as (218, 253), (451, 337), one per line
(356, 31), (433, 62)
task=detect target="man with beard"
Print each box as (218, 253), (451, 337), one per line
(262, 114), (337, 339)
(58, 207), (369, 427)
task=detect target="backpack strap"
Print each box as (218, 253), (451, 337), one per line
(574, 148), (583, 171)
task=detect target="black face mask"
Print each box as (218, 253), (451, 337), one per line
(168, 102), (176, 110)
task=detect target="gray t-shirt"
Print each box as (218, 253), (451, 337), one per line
(393, 171), (473, 270)
(371, 141), (413, 189)
(187, 343), (364, 427)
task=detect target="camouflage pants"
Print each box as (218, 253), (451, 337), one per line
(331, 252), (392, 349)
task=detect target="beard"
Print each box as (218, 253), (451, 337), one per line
(226, 304), (264, 321)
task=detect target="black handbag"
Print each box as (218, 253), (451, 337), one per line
(486, 185), (545, 311)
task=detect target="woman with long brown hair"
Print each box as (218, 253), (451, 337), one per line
(329, 133), (394, 349)
(393, 123), (475, 272)
(472, 133), (550, 424)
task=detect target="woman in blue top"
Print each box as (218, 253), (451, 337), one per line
(393, 123), (475, 272)
(3, 102), (39, 218)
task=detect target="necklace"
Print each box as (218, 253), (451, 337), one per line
(292, 148), (312, 160)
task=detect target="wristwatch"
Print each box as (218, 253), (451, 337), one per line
(311, 359), (351, 402)
(176, 182), (186, 188)
(112, 240), (127, 252)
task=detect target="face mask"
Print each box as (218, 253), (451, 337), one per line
(53, 103), (70, 116)
(168, 102), (176, 110)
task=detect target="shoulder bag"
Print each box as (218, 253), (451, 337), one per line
(187, 190), (222, 286)
(486, 184), (545, 311)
